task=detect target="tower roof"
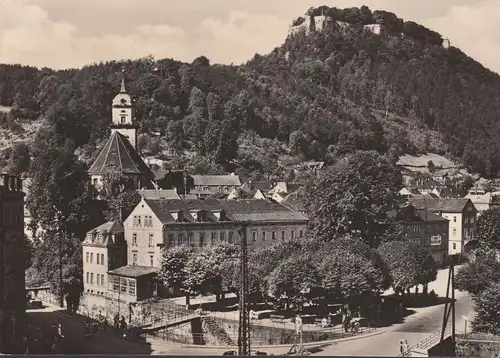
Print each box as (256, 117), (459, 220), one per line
(88, 131), (153, 177)
(112, 70), (132, 106)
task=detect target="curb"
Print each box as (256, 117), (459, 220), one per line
(177, 329), (387, 350)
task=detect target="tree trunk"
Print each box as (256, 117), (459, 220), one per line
(185, 295), (190, 307)
(423, 284), (428, 295)
(415, 286), (419, 295)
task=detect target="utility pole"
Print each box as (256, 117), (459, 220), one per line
(237, 221), (251, 356)
(59, 232), (64, 307)
(440, 255), (456, 355)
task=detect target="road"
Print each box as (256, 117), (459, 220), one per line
(314, 266), (473, 356)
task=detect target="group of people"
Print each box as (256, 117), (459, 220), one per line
(113, 313), (128, 338)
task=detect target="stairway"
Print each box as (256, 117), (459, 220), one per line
(202, 316), (234, 346)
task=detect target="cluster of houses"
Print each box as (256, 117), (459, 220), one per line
(19, 76), (486, 318)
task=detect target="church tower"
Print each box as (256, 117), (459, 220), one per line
(111, 71), (138, 150)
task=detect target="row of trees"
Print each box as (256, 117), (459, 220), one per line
(159, 151), (437, 310)
(455, 208), (500, 335)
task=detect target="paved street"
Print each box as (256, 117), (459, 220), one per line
(314, 266), (473, 356)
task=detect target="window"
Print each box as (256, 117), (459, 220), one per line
(412, 226), (420, 232)
(111, 276), (120, 291)
(181, 233), (187, 245)
(168, 233), (175, 246)
(132, 233), (137, 246)
(145, 216), (153, 227)
(128, 279), (136, 295)
(132, 252), (138, 265)
(150, 255), (154, 267)
(199, 233), (205, 247)
(97, 254), (100, 265)
(100, 274), (104, 286)
(470, 228), (475, 238)
(111, 276), (119, 291)
(86, 252), (89, 263)
(211, 232), (217, 244)
(272, 231), (277, 240)
(299, 230), (304, 238)
(203, 186), (209, 191)
(262, 232), (267, 241)
(252, 232), (257, 242)
(219, 186), (223, 192)
(101, 254), (105, 265)
(453, 228), (457, 236)
(291, 231), (295, 239)
(228, 232), (234, 243)
(148, 233), (154, 247)
(464, 216), (468, 224)
(281, 230), (286, 240)
(177, 234), (182, 246)
(220, 232), (226, 242)
(121, 116), (126, 123)
(137, 216), (141, 226)
(470, 216), (475, 224)
(453, 243), (456, 250)
(90, 273), (94, 285)
(86, 272), (89, 283)
(188, 233), (194, 245)
(90, 253), (94, 264)
(120, 278), (127, 293)
(453, 216), (457, 223)
(133, 216), (138, 227)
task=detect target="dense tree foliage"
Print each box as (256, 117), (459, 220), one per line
(304, 151), (403, 247)
(471, 282), (500, 335)
(2, 6), (500, 178)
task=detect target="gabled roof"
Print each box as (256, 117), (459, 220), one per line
(138, 189), (181, 200)
(281, 188), (307, 213)
(88, 131), (153, 177)
(409, 198), (472, 213)
(143, 198), (308, 224)
(191, 175), (241, 186)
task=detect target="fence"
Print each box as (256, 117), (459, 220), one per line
(456, 332), (500, 358)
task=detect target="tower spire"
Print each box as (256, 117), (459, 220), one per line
(120, 68), (126, 93)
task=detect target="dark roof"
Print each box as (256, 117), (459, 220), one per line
(281, 188), (307, 213)
(409, 198), (472, 213)
(144, 198), (308, 224)
(87, 221), (124, 235)
(192, 175), (241, 186)
(415, 209), (449, 222)
(88, 131), (153, 177)
(108, 265), (158, 278)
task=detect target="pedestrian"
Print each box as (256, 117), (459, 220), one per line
(114, 313), (120, 329)
(399, 340), (405, 355)
(120, 315), (127, 337)
(403, 340), (410, 354)
(93, 321), (99, 337)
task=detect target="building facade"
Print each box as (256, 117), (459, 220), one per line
(397, 204), (449, 267)
(0, 174), (26, 353)
(409, 198), (477, 256)
(82, 222), (127, 306)
(190, 175), (241, 198)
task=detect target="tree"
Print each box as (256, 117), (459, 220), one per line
(266, 253), (320, 310)
(378, 240), (429, 294)
(471, 282), (500, 335)
(304, 150), (403, 247)
(6, 142), (31, 175)
(474, 207), (500, 251)
(455, 255), (500, 297)
(158, 245), (194, 305)
(104, 189), (141, 223)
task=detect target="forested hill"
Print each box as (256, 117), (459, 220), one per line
(1, 5), (500, 179)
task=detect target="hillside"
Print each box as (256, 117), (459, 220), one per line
(1, 5), (500, 179)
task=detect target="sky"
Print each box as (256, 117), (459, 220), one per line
(0, 0), (499, 72)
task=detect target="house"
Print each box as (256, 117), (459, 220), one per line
(465, 189), (492, 214)
(399, 187), (423, 199)
(190, 175), (241, 198)
(0, 174), (26, 353)
(137, 189), (181, 200)
(391, 203), (449, 267)
(281, 188), (308, 216)
(409, 198), (477, 256)
(112, 197), (309, 302)
(82, 222), (127, 306)
(88, 73), (155, 191)
(227, 181), (274, 200)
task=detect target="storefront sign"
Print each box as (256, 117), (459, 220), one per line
(430, 235), (442, 246)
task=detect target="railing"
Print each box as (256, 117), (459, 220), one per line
(397, 325), (452, 357)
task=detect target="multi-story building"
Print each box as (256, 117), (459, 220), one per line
(409, 198), (477, 256)
(82, 221), (127, 309)
(395, 203), (449, 267)
(102, 198), (309, 303)
(0, 174), (26, 353)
